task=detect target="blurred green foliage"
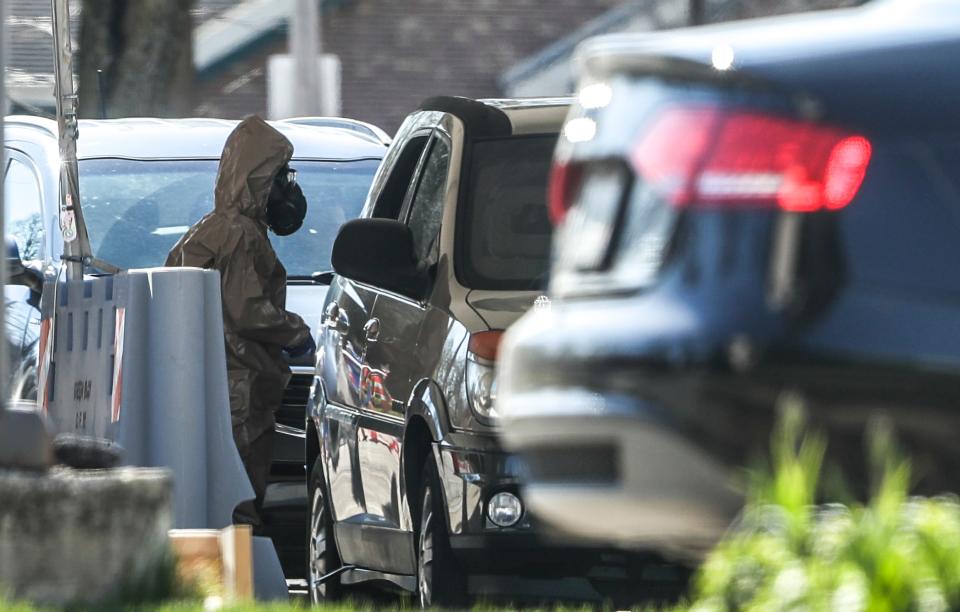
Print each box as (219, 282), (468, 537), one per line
(690, 404), (960, 612)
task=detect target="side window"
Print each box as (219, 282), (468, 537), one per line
(3, 155), (45, 260)
(372, 135), (430, 219)
(404, 137), (450, 263)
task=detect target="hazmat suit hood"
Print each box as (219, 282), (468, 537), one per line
(166, 116), (311, 463)
(214, 115), (294, 221)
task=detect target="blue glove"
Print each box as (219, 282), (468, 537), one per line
(284, 335), (316, 358)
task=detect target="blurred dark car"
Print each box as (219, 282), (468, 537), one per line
(2, 115), (386, 574)
(497, 0), (960, 559)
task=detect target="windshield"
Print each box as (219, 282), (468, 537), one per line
(78, 158), (379, 276)
(459, 134), (556, 290)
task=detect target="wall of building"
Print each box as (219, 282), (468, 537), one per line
(193, 37), (285, 120)
(191, 0), (864, 131)
(321, 0), (623, 133)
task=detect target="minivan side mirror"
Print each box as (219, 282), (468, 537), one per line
(331, 218), (429, 299)
(6, 236), (42, 293)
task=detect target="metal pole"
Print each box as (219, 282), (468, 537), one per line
(290, 0), (322, 116)
(317, 0), (325, 115)
(51, 0), (92, 280)
(2, 0), (7, 405)
(96, 69), (108, 119)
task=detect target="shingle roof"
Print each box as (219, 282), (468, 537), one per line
(191, 0), (240, 22)
(5, 0), (239, 84)
(5, 0), (80, 86)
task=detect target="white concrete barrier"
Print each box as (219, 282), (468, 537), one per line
(37, 268), (287, 597)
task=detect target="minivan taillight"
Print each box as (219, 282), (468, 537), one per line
(468, 330), (504, 362)
(466, 330), (504, 424)
(547, 160), (584, 225)
(631, 107), (872, 212)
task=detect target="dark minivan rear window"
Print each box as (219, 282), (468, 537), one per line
(458, 134), (556, 290)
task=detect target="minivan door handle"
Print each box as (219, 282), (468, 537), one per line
(336, 310), (351, 335)
(322, 302), (339, 328)
(323, 302), (350, 335)
(363, 318), (380, 343)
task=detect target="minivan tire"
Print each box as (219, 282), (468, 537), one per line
(417, 456), (467, 608)
(308, 457), (342, 603)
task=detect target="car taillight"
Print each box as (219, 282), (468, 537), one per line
(630, 107), (872, 212)
(547, 160), (584, 225)
(468, 330), (504, 362)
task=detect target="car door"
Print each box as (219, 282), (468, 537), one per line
(318, 274), (377, 522)
(358, 132), (451, 540)
(3, 150), (47, 404)
(320, 129), (432, 563)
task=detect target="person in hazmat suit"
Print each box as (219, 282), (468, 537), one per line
(166, 116), (316, 526)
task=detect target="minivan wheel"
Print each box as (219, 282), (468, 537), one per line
(417, 457), (467, 608)
(308, 457), (342, 603)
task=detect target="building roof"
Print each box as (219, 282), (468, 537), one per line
(4, 0), (260, 110)
(193, 0), (293, 73)
(6, 0), (80, 89)
(499, 1), (658, 93)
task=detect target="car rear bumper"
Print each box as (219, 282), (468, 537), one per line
(500, 391), (743, 560)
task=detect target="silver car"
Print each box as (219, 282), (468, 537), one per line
(3, 115), (386, 576)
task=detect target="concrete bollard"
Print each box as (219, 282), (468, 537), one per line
(0, 467), (173, 606)
(0, 408), (53, 471)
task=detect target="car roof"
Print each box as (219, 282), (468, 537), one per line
(4, 116), (388, 160)
(478, 97), (573, 111)
(279, 117), (391, 145)
(576, 0), (960, 131)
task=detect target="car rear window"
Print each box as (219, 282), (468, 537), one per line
(458, 134), (556, 290)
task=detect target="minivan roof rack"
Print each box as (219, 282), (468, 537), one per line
(418, 96), (512, 140)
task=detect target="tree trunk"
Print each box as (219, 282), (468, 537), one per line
(77, 0), (194, 119)
(690, 0), (706, 25)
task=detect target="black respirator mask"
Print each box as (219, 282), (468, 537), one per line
(266, 164), (307, 236)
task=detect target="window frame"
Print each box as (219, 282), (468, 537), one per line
(3, 148), (47, 261)
(400, 131), (452, 265)
(371, 132), (432, 220)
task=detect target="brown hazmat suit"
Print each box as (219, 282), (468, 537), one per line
(166, 116), (311, 521)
